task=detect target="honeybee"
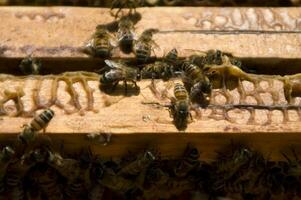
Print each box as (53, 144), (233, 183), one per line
(19, 55), (41, 75)
(141, 48), (177, 80)
(28, 163), (64, 200)
(19, 109), (55, 144)
(100, 59), (139, 94)
(0, 146), (15, 194)
(118, 150), (156, 177)
(64, 178), (86, 199)
(84, 26), (117, 58)
(170, 83), (192, 130)
(181, 61), (212, 106)
(117, 17), (136, 54)
(133, 28), (159, 64)
(174, 144), (200, 178)
(164, 48), (178, 66)
(141, 61), (174, 80)
(111, 0), (143, 18)
(205, 50), (242, 69)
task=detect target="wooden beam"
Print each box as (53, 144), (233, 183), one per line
(0, 7), (301, 59)
(0, 73), (300, 160)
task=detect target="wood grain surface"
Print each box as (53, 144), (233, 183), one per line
(0, 6), (301, 160)
(0, 7), (301, 59)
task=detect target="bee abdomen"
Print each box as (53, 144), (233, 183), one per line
(182, 62), (201, 80)
(5, 172), (21, 187)
(135, 45), (151, 63)
(165, 48), (178, 65)
(30, 109), (54, 132)
(65, 180), (85, 199)
(174, 83), (188, 100)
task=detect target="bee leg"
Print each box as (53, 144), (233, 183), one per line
(132, 81), (138, 90)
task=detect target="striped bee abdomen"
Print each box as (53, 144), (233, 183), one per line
(174, 83), (188, 101)
(181, 62), (202, 81)
(30, 109), (55, 132)
(135, 43), (151, 63)
(93, 40), (111, 57)
(164, 48), (178, 65)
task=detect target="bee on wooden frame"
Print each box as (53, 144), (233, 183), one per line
(180, 61), (212, 106)
(164, 48), (178, 66)
(117, 17), (137, 54)
(140, 48), (178, 80)
(19, 55), (41, 75)
(170, 82), (192, 130)
(141, 61), (174, 80)
(133, 28), (159, 64)
(99, 59), (139, 94)
(83, 26), (117, 58)
(19, 108), (55, 144)
(111, 0), (144, 18)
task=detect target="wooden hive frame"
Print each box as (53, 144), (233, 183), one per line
(0, 6), (301, 161)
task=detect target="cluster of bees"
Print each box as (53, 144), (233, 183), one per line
(0, 109), (300, 199)
(78, 10), (244, 130)
(1, 0), (300, 6)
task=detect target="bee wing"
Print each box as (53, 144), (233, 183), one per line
(104, 60), (123, 70)
(132, 31), (138, 40)
(81, 35), (95, 55)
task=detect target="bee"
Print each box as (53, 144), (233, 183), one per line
(64, 178), (86, 199)
(100, 59), (139, 94)
(205, 50), (242, 69)
(5, 157), (36, 200)
(118, 150), (156, 177)
(169, 83), (192, 130)
(174, 144), (200, 178)
(19, 55), (41, 75)
(141, 61), (174, 80)
(204, 50), (223, 66)
(19, 109), (55, 144)
(140, 48), (177, 80)
(117, 17), (136, 54)
(181, 61), (212, 106)
(111, 0), (143, 18)
(28, 163), (64, 200)
(133, 28), (159, 64)
(84, 26), (117, 58)
(163, 48), (178, 66)
(0, 146), (15, 194)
